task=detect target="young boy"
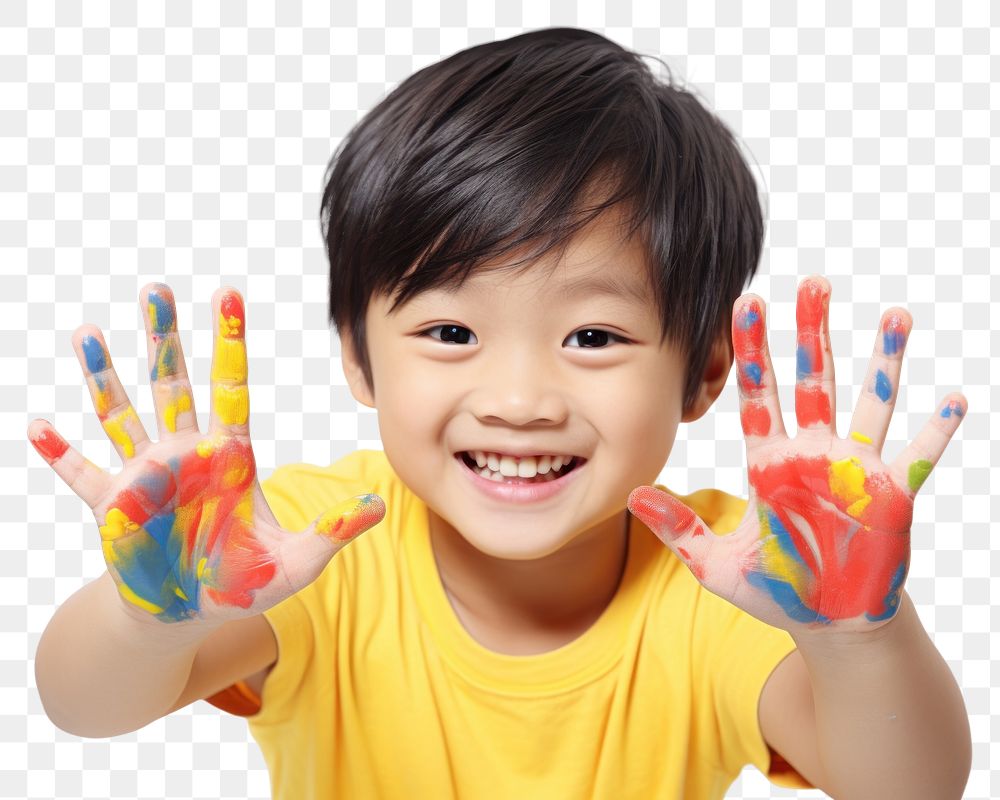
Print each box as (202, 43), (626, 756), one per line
(30, 28), (971, 799)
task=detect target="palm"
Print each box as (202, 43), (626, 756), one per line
(29, 284), (384, 625)
(629, 276), (966, 635)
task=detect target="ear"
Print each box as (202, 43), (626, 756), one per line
(338, 326), (376, 409)
(680, 329), (734, 423)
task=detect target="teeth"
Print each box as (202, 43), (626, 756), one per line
(463, 450), (578, 481)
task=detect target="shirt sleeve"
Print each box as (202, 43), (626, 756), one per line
(702, 589), (814, 790)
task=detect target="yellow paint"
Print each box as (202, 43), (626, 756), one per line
(100, 507), (139, 541)
(196, 437), (216, 458)
(211, 333), (247, 383)
(102, 407), (140, 458)
(850, 431), (872, 444)
(197, 556), (207, 580)
(828, 456), (872, 518)
(219, 311), (243, 338)
(93, 382), (112, 418)
(213, 384), (249, 425)
(174, 586), (189, 601)
(163, 388), (193, 432)
(116, 581), (164, 615)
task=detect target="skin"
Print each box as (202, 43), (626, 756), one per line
(339, 208), (732, 651)
(628, 275), (968, 637)
(28, 284), (385, 626)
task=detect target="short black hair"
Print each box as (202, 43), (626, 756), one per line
(320, 27), (764, 413)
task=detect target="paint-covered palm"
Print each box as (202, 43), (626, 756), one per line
(629, 276), (966, 636)
(28, 284), (384, 626)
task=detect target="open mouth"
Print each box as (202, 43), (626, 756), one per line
(456, 451), (585, 484)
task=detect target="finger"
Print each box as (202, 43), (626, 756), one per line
(208, 287), (250, 437)
(628, 486), (713, 581)
(140, 282), (199, 437)
(846, 308), (912, 453)
(73, 326), (151, 461)
(279, 494), (387, 593)
(732, 294), (787, 446)
(794, 275), (836, 435)
(27, 419), (113, 509)
(888, 393), (967, 498)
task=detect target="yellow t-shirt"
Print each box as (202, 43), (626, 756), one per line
(206, 449), (813, 798)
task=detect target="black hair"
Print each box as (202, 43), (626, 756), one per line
(320, 27), (764, 413)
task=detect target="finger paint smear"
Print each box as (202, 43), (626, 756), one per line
(100, 437), (274, 621)
(148, 286), (194, 433)
(212, 293), (249, 426)
(81, 335), (141, 457)
(745, 454), (912, 625)
(733, 301), (771, 437)
(794, 281), (832, 427)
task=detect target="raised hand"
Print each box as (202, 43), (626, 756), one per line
(628, 275), (966, 636)
(28, 284), (385, 626)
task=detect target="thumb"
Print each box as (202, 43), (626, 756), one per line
(309, 493), (386, 544)
(280, 493), (386, 592)
(627, 486), (710, 580)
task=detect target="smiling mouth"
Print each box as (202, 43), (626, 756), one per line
(457, 452), (585, 484)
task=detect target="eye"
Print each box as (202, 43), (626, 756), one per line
(421, 325), (478, 345)
(564, 329), (628, 348)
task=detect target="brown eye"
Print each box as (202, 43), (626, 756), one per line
(565, 329), (626, 348)
(423, 325), (477, 345)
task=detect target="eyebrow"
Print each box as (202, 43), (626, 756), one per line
(560, 273), (650, 306)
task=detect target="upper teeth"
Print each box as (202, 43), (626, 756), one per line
(466, 451), (574, 478)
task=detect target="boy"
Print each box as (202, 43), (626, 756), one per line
(30, 28), (971, 799)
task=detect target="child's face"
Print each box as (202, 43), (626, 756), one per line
(344, 209), (696, 560)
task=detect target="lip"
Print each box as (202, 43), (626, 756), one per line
(454, 452), (585, 504)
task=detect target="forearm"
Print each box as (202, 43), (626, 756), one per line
(35, 571), (221, 738)
(794, 591), (972, 800)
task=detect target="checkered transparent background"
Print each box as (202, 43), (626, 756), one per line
(1, 1), (996, 798)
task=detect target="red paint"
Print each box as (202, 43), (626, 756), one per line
(740, 401), (771, 436)
(627, 486), (695, 539)
(30, 428), (69, 463)
(749, 455), (911, 621)
(220, 293), (245, 338)
(795, 384), (832, 427)
(796, 279), (827, 377)
(677, 546), (690, 560)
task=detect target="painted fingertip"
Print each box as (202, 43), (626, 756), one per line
(28, 422), (69, 464)
(627, 486), (695, 538)
(881, 311), (908, 356)
(80, 334), (108, 374)
(147, 284), (177, 335)
(939, 398), (966, 420)
(314, 493), (386, 542)
(218, 290), (245, 340)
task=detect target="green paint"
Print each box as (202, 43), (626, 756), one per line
(908, 459), (933, 492)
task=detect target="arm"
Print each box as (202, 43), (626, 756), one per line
(35, 571), (223, 738)
(792, 590), (971, 799)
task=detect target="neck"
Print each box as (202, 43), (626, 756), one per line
(428, 509), (630, 655)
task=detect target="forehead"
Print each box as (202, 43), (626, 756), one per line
(403, 206), (656, 311)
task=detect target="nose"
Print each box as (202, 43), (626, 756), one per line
(468, 345), (570, 426)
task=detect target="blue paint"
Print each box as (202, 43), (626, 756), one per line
(941, 403), (964, 418)
(764, 506), (812, 572)
(796, 345), (811, 380)
(739, 308), (760, 329)
(875, 369), (892, 402)
(81, 336), (107, 373)
(883, 327), (905, 355)
(866, 561), (906, 622)
(148, 290), (175, 334)
(743, 362), (762, 386)
(746, 570), (832, 625)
